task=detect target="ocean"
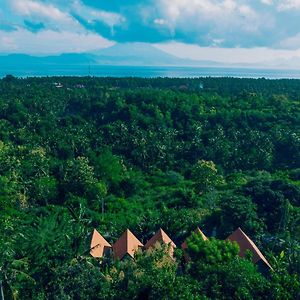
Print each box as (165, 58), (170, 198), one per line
(1, 65), (300, 79)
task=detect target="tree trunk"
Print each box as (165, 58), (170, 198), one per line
(0, 280), (4, 300)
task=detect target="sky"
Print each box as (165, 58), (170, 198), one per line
(2, 0), (300, 63)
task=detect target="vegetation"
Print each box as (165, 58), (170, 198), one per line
(0, 75), (299, 299)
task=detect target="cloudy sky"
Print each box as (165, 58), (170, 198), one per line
(2, 0), (300, 63)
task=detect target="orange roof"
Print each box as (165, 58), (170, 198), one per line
(226, 228), (272, 269)
(113, 229), (143, 260)
(181, 227), (208, 250)
(145, 228), (176, 249)
(90, 229), (112, 258)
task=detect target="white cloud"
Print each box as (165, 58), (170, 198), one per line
(154, 18), (167, 26)
(0, 28), (114, 54)
(1, 36), (17, 51)
(153, 0), (264, 45)
(261, 0), (273, 5)
(279, 33), (300, 48)
(277, 0), (300, 10)
(13, 0), (66, 20)
(2, 0), (300, 53)
(155, 41), (300, 64)
(156, 0), (257, 24)
(158, 0), (236, 22)
(11, 0), (81, 31)
(72, 0), (125, 29)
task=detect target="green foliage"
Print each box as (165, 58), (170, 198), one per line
(218, 194), (263, 237)
(92, 150), (126, 187)
(242, 179), (300, 233)
(47, 257), (106, 300)
(268, 252), (300, 299)
(0, 76), (299, 298)
(63, 156), (97, 196)
(186, 233), (239, 265)
(191, 259), (269, 300)
(31, 176), (58, 206)
(0, 211), (35, 299)
(186, 234), (269, 299)
(191, 160), (224, 194)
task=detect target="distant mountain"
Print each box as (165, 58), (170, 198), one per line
(0, 43), (224, 68)
(0, 53), (97, 66)
(93, 43), (212, 66)
(97, 43), (229, 66)
(2, 44), (300, 70)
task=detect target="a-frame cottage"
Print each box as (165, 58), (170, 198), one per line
(227, 227), (272, 273)
(113, 229), (143, 260)
(145, 228), (176, 256)
(90, 229), (112, 258)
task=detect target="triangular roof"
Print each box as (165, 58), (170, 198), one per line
(145, 228), (176, 249)
(226, 228), (272, 269)
(90, 229), (112, 258)
(181, 227), (208, 250)
(113, 229), (143, 260)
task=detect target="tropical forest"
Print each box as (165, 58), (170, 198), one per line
(0, 75), (299, 299)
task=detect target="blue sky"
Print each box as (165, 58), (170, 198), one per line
(2, 0), (300, 63)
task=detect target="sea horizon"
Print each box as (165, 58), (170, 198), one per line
(2, 65), (300, 79)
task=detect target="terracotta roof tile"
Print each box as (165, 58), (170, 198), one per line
(113, 229), (143, 260)
(90, 229), (112, 258)
(145, 228), (176, 249)
(226, 228), (272, 269)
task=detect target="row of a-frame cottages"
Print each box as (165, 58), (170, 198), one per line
(90, 227), (272, 272)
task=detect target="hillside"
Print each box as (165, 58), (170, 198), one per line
(0, 43), (221, 68)
(0, 76), (299, 299)
(94, 43), (216, 66)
